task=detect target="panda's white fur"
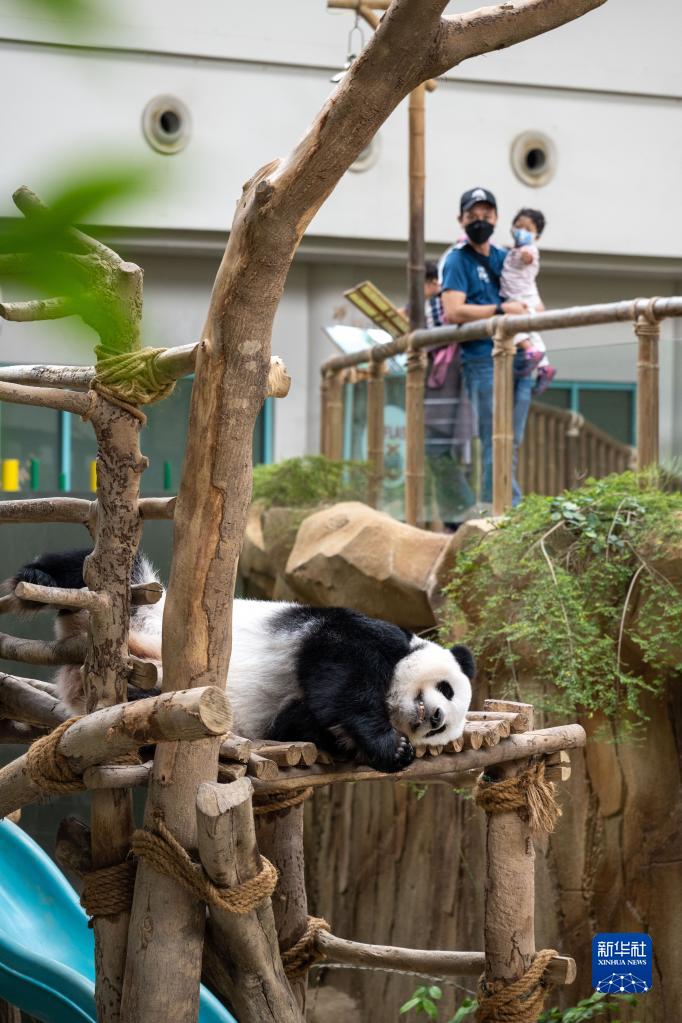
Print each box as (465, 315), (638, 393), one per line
(11, 548), (474, 773)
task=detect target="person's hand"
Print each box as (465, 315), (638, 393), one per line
(501, 300), (529, 315)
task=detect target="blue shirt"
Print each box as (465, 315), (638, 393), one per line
(441, 243), (508, 360)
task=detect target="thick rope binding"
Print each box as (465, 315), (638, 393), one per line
(253, 787), (314, 815)
(26, 717), (85, 794)
(476, 948), (558, 1022)
(473, 760), (561, 834)
(280, 916), (331, 979)
(94, 346), (176, 407)
(80, 859), (137, 925)
(132, 817), (277, 914)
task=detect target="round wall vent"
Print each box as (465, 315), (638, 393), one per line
(142, 95), (191, 155)
(510, 131), (556, 187)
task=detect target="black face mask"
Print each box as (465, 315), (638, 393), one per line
(465, 219), (494, 245)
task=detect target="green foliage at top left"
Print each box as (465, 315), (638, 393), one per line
(0, 164), (155, 356)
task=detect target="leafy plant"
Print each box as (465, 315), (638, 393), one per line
(539, 991), (639, 1022)
(400, 989), (638, 1023)
(440, 471), (682, 728)
(251, 455), (371, 509)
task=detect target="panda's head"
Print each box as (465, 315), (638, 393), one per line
(386, 640), (474, 747)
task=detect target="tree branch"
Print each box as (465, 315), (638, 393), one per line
(0, 297), (74, 321)
(0, 380), (90, 415)
(434, 0), (608, 75)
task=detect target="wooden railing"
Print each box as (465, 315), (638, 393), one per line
(320, 295), (682, 521)
(518, 404), (634, 497)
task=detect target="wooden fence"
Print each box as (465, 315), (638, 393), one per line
(517, 404), (634, 497)
(320, 295), (681, 521)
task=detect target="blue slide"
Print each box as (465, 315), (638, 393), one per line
(0, 819), (236, 1023)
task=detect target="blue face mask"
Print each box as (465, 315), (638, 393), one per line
(512, 227), (534, 248)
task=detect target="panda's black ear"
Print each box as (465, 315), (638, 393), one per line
(451, 644), (475, 681)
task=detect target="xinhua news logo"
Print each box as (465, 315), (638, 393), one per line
(592, 933), (652, 995)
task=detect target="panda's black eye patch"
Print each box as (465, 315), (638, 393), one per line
(436, 680), (454, 701)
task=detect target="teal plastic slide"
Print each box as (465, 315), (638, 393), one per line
(0, 819), (236, 1023)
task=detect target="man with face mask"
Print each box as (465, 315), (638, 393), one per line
(440, 187), (532, 507)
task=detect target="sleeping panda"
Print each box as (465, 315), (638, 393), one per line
(5, 548), (474, 773)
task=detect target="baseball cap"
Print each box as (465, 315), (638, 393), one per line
(460, 187), (497, 214)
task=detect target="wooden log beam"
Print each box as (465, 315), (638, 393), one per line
(483, 699), (534, 733)
(0, 630), (86, 665)
(197, 780), (303, 1023)
(0, 380), (90, 416)
(84, 762), (152, 790)
(0, 672), (72, 727)
(314, 931), (576, 985)
(0, 686), (230, 818)
(219, 734), (253, 763)
(249, 725), (586, 794)
(14, 581), (109, 614)
(0, 496), (175, 525)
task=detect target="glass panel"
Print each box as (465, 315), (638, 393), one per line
(535, 386), (572, 411)
(70, 411), (98, 493)
(139, 378), (193, 494)
(382, 375), (406, 522)
(579, 388), (634, 445)
(0, 403), (59, 493)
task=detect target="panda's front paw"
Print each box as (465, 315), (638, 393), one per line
(369, 731), (415, 773)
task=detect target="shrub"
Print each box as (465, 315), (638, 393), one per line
(251, 455), (371, 509)
(440, 471), (682, 728)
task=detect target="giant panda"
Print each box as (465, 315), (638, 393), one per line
(5, 548), (474, 773)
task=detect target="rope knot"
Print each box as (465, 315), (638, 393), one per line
(473, 760), (562, 834)
(26, 717), (85, 794)
(131, 818), (277, 914)
(281, 917), (331, 979)
(94, 346), (177, 407)
(476, 948), (557, 1022)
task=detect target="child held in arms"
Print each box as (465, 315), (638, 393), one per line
(500, 207), (556, 395)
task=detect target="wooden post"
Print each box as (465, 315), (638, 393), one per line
(405, 343), (426, 526)
(255, 800), (310, 1012)
(197, 781), (303, 1023)
(367, 359), (385, 507)
(319, 371), (330, 456)
(327, 371), (344, 461)
(404, 81), (426, 527)
(635, 308), (660, 468)
(408, 84), (426, 336)
(480, 758), (537, 998)
(492, 319), (515, 515)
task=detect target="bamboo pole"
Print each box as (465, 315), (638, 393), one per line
(197, 780), (303, 1023)
(407, 84), (426, 337)
(405, 344), (426, 526)
(492, 320), (515, 516)
(635, 305), (660, 468)
(320, 296), (682, 373)
(326, 372), (345, 460)
(319, 371), (330, 456)
(366, 359), (385, 508)
(0, 686), (230, 818)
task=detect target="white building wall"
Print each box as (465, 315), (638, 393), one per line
(1, 0), (681, 461)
